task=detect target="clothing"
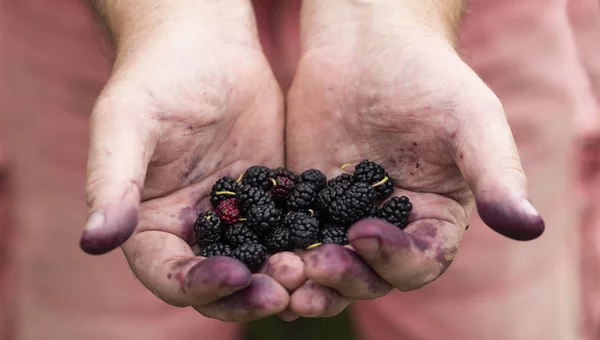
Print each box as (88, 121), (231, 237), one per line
(0, 0), (598, 339)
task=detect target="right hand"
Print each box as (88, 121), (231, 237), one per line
(80, 1), (305, 321)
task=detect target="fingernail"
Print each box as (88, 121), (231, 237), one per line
(83, 211), (105, 232)
(351, 236), (381, 256)
(521, 199), (540, 217)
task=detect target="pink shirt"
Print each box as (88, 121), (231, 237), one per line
(0, 0), (598, 339)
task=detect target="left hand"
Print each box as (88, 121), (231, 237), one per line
(284, 0), (545, 317)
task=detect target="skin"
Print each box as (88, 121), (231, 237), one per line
(79, 0), (545, 322)
(285, 0), (545, 317)
(81, 0), (305, 321)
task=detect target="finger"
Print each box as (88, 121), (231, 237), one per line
(122, 230), (251, 307)
(301, 244), (392, 299)
(277, 309), (300, 322)
(195, 274), (289, 322)
(349, 218), (462, 291)
(81, 88), (159, 254)
(289, 280), (351, 318)
(451, 92), (544, 240)
(260, 251), (307, 291)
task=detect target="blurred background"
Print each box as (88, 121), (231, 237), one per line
(1, 0), (600, 339)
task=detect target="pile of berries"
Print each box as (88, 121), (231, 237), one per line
(193, 160), (412, 272)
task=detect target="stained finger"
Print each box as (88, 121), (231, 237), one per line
(349, 218), (463, 291)
(302, 244), (392, 299)
(122, 231), (251, 307)
(195, 274), (289, 322)
(289, 280), (351, 318)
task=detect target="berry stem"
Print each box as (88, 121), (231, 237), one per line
(308, 209), (314, 216)
(238, 218), (247, 221)
(269, 178), (277, 187)
(215, 191), (236, 196)
(340, 163), (352, 170)
(236, 173), (244, 183)
(306, 243), (322, 250)
(372, 177), (389, 188)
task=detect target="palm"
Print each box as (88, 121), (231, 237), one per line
(288, 40), (473, 245)
(284, 36), (520, 306)
(130, 44), (285, 245)
(87, 32), (293, 320)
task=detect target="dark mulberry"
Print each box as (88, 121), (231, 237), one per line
(287, 212), (320, 249)
(209, 177), (239, 208)
(353, 159), (394, 200)
(242, 166), (276, 191)
(321, 224), (349, 245)
(193, 211), (224, 247)
(232, 243), (266, 272)
(298, 169), (327, 191)
(264, 227), (292, 253)
(273, 167), (297, 181)
(223, 222), (260, 248)
(318, 180), (352, 212)
(247, 204), (283, 235)
(328, 173), (353, 186)
(328, 182), (376, 227)
(200, 242), (233, 257)
(287, 182), (318, 211)
(237, 184), (272, 213)
(377, 196), (412, 228)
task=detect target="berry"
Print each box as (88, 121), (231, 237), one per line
(328, 182), (377, 227)
(193, 211), (224, 247)
(287, 212), (320, 249)
(264, 227), (292, 253)
(200, 242), (233, 257)
(242, 166), (276, 191)
(232, 243), (266, 272)
(247, 204), (283, 235)
(321, 224), (348, 245)
(353, 159), (394, 200)
(318, 179), (352, 212)
(328, 173), (353, 186)
(237, 184), (272, 213)
(377, 196), (412, 228)
(273, 167), (297, 181)
(223, 222), (260, 248)
(216, 198), (241, 224)
(298, 169), (327, 191)
(287, 182), (318, 211)
(272, 176), (295, 201)
(210, 177), (240, 208)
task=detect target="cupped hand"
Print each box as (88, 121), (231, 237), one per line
(80, 7), (304, 321)
(285, 7), (545, 317)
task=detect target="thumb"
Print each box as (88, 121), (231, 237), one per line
(80, 90), (158, 254)
(452, 96), (545, 241)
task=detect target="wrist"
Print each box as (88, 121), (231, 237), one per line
(91, 0), (260, 54)
(301, 0), (463, 50)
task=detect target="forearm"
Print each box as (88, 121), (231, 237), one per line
(88, 0), (260, 52)
(300, 0), (464, 49)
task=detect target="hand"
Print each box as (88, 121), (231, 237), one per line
(285, 0), (545, 317)
(80, 1), (304, 321)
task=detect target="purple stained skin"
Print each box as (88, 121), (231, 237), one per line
(79, 206), (138, 255)
(186, 257), (251, 291)
(260, 252), (306, 291)
(218, 274), (285, 315)
(305, 244), (392, 299)
(477, 197), (545, 241)
(294, 281), (334, 317)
